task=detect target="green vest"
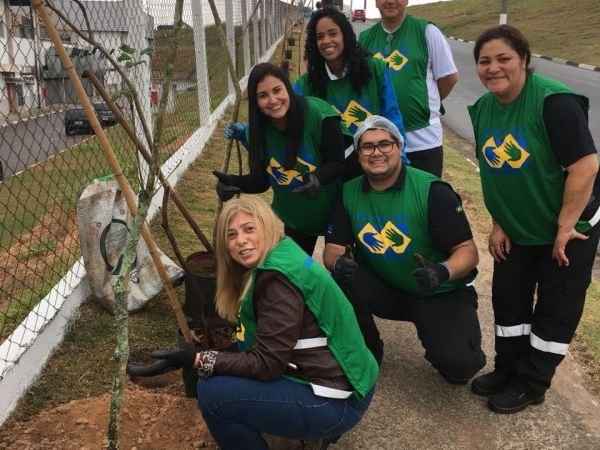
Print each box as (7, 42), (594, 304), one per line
(468, 73), (588, 245)
(265, 96), (348, 235)
(238, 238), (379, 398)
(295, 58), (387, 134)
(359, 16), (431, 132)
(343, 168), (465, 296)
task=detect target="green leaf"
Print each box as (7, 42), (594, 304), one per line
(140, 47), (154, 57)
(109, 92), (122, 102)
(118, 53), (132, 62)
(121, 89), (135, 100)
(119, 43), (135, 54)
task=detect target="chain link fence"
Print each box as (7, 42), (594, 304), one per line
(0, 0), (303, 415)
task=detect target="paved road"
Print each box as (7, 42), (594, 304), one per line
(312, 234), (600, 449)
(443, 39), (600, 148)
(340, 22), (600, 449)
(0, 108), (92, 179)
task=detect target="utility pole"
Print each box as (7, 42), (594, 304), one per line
(500, 0), (508, 25)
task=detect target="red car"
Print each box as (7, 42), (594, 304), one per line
(352, 9), (366, 22)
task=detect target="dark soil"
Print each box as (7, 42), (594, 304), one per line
(186, 251), (217, 277)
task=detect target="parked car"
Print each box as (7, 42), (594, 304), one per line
(92, 102), (118, 127)
(352, 9), (366, 22)
(64, 107), (92, 135)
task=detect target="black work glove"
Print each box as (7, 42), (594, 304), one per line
(332, 244), (358, 283)
(411, 253), (450, 295)
(291, 172), (320, 198)
(127, 348), (197, 378)
(213, 170), (241, 202)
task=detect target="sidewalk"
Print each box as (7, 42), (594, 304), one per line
(312, 232), (600, 449)
(0, 104), (66, 128)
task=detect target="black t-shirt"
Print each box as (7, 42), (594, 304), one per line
(544, 93), (600, 212)
(326, 165), (473, 252)
(543, 94), (596, 167)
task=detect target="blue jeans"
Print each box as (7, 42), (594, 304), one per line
(197, 375), (375, 450)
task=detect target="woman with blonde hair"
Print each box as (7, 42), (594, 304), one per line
(132, 196), (378, 450)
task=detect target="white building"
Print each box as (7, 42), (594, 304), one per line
(0, 0), (154, 117)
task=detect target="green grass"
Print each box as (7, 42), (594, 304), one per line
(0, 97), (205, 339)
(408, 0), (600, 67)
(576, 283), (600, 386)
(412, 0), (600, 389)
(4, 4), (600, 423)
(442, 137), (600, 395)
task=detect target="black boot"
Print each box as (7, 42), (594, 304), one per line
(487, 381), (545, 414)
(471, 370), (510, 396)
(301, 435), (342, 450)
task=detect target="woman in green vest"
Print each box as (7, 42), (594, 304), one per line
(293, 7), (407, 176)
(468, 25), (600, 415)
(132, 196), (378, 450)
(215, 63), (352, 256)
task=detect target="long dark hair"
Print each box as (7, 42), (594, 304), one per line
(304, 7), (372, 98)
(247, 63), (307, 171)
(473, 24), (534, 73)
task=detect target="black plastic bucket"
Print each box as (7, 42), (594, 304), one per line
(183, 251), (217, 322)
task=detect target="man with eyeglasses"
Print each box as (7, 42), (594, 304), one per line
(358, 0), (458, 177)
(323, 115), (485, 384)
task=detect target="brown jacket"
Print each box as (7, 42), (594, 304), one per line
(214, 270), (352, 391)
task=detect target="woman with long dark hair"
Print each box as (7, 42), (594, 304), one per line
(294, 7), (407, 172)
(215, 62), (351, 256)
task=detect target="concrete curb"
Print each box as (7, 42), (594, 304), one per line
(0, 107), (65, 128)
(447, 36), (600, 73)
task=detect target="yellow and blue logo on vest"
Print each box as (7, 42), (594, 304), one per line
(481, 134), (530, 170)
(266, 156), (316, 186)
(373, 50), (408, 72)
(341, 100), (372, 129)
(358, 220), (411, 255)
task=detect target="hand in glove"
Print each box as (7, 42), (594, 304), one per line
(127, 348), (197, 377)
(291, 172), (320, 198)
(213, 170), (241, 202)
(225, 121), (248, 148)
(411, 253), (450, 295)
(333, 244), (358, 283)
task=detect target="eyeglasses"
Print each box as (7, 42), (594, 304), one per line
(358, 139), (398, 156)
(384, 32), (393, 55)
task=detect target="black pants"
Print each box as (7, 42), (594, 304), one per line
(406, 145), (444, 178)
(491, 223), (600, 395)
(284, 225), (318, 257)
(336, 263), (486, 380)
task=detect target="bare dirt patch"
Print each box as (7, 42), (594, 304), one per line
(0, 378), (299, 450)
(0, 206), (79, 300)
(0, 205), (80, 343)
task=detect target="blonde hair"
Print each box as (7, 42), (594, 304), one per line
(214, 196), (285, 321)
